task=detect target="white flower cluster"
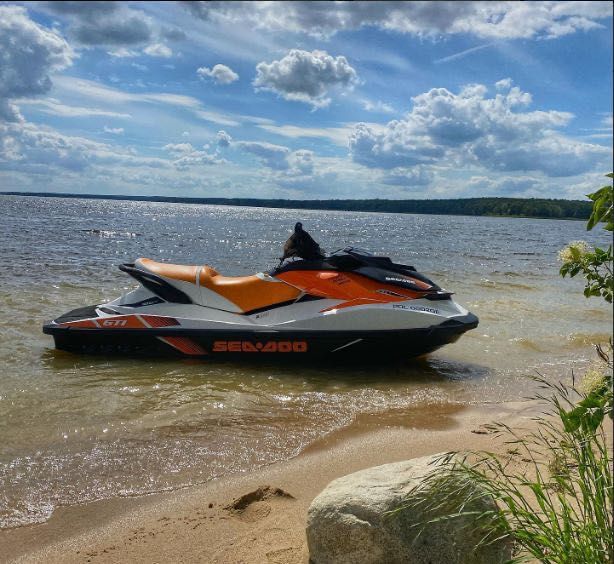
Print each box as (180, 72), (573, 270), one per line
(579, 366), (608, 395)
(558, 241), (590, 264)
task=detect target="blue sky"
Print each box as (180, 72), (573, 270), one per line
(0, 1), (612, 199)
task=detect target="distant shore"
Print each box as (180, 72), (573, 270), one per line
(0, 401), (542, 563)
(1, 191), (591, 221)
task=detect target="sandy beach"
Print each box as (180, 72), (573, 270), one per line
(1, 400), (545, 564)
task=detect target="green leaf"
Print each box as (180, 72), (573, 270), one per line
(586, 175), (613, 231)
(561, 410), (582, 432)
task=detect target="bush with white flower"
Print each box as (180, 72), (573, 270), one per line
(559, 173), (613, 303)
(558, 172), (613, 430)
(403, 174), (613, 563)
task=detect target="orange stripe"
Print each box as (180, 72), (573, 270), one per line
(158, 336), (207, 355)
(140, 315), (180, 327)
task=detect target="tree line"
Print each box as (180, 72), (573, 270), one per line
(2, 192), (593, 220)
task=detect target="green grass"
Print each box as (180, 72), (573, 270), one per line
(401, 374), (613, 563)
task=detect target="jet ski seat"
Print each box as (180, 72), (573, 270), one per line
(136, 258), (302, 313)
(137, 258), (202, 284)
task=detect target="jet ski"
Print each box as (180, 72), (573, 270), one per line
(43, 248), (478, 359)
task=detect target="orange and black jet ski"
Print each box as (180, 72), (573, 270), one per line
(43, 248), (478, 359)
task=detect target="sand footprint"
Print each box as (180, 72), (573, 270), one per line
(225, 486), (295, 523)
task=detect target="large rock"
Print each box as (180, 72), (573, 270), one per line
(306, 454), (511, 564)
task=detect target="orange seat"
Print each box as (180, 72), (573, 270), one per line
(137, 258), (301, 313)
(138, 258), (203, 283)
(199, 268), (301, 312)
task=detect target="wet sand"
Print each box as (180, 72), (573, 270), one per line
(1, 401), (543, 564)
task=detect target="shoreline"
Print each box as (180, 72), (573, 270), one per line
(1, 400), (541, 564)
(0, 192), (590, 222)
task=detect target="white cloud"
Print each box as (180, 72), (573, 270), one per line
(44, 2), (154, 46)
(197, 64), (239, 84)
(0, 9), (176, 178)
(54, 77), (197, 107)
(286, 149), (315, 176)
(19, 98), (130, 119)
(144, 43), (173, 58)
(349, 80), (611, 177)
(103, 126), (124, 134)
(193, 109), (240, 127)
(161, 27), (187, 42)
(42, 1), (118, 17)
(495, 78), (514, 91)
(274, 170), (337, 194)
(236, 140), (290, 169)
(558, 171), (613, 199)
(257, 124), (351, 146)
(254, 49), (358, 108)
(257, 122), (388, 147)
(583, 113), (613, 139)
(107, 48), (139, 58)
(172, 150), (224, 169)
(349, 122), (444, 169)
(233, 140), (326, 192)
(163, 143), (195, 155)
(381, 166), (434, 187)
(162, 141), (224, 168)
(182, 1), (613, 40)
(239, 115), (275, 125)
(245, 147), (339, 195)
(74, 12), (152, 46)
(141, 92), (202, 108)
(0, 6), (74, 121)
(216, 130), (232, 147)
(466, 175), (539, 195)
(0, 120), (166, 172)
(362, 99), (395, 114)
(53, 76), (243, 132)
(55, 77), (241, 125)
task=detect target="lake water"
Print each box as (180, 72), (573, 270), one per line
(0, 195), (611, 528)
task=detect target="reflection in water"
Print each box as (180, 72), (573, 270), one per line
(0, 196), (611, 528)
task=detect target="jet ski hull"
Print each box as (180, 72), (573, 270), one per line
(43, 305), (478, 360)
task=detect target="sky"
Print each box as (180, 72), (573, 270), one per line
(0, 1), (612, 200)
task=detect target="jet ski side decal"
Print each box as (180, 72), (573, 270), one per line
(212, 341), (308, 353)
(58, 314), (180, 329)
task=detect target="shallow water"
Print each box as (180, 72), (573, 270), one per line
(0, 195), (611, 528)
